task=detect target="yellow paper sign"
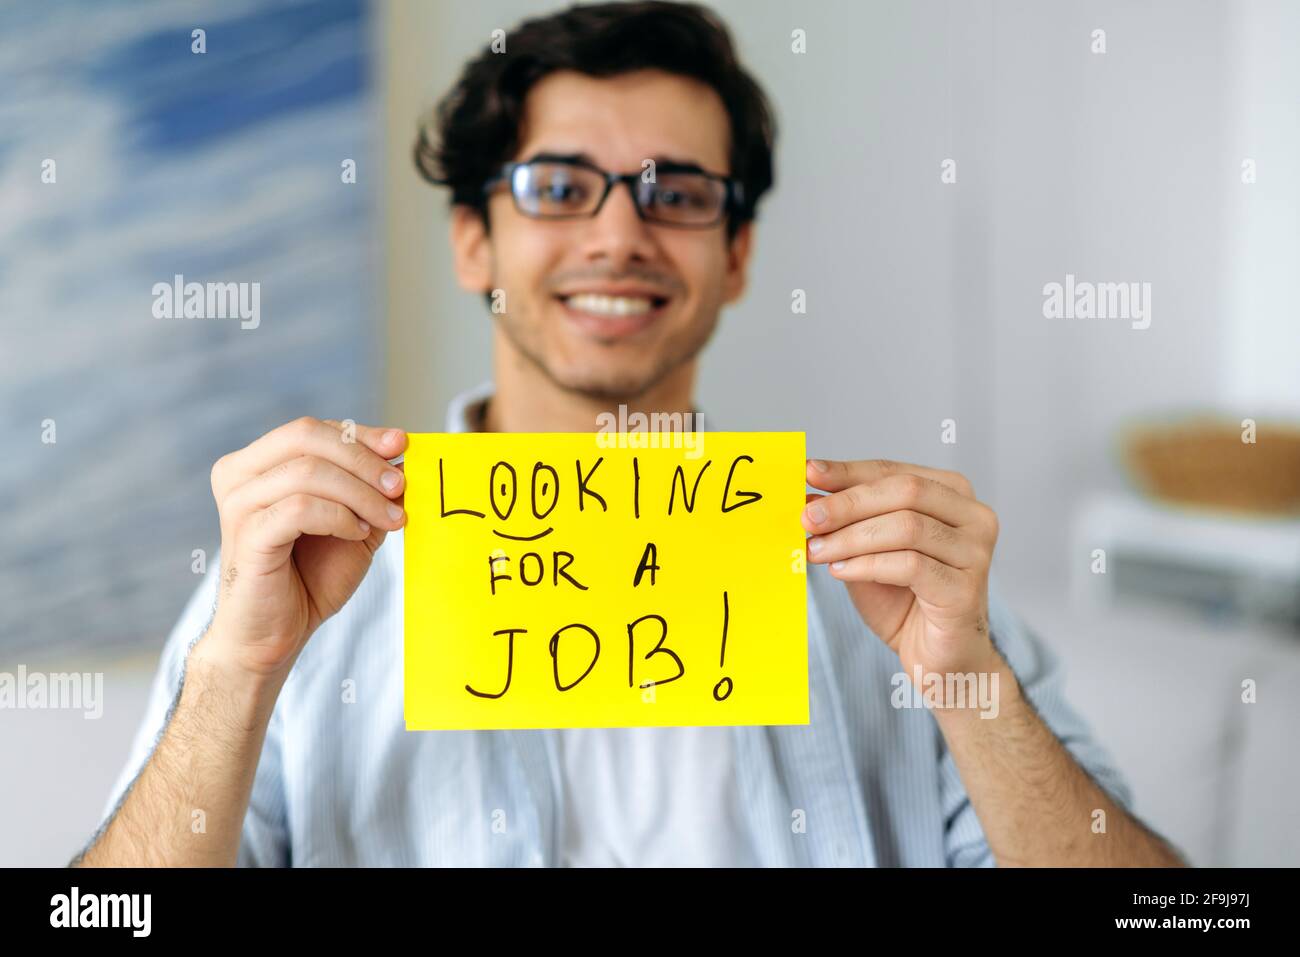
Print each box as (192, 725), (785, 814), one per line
(403, 431), (808, 730)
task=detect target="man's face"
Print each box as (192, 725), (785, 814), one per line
(452, 68), (752, 402)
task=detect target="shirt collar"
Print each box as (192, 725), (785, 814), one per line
(445, 379), (495, 433)
(443, 380), (711, 432)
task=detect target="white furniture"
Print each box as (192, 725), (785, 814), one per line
(1069, 492), (1300, 626)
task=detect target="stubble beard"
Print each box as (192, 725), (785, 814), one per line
(493, 299), (721, 404)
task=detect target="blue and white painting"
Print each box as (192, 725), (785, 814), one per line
(0, 0), (378, 655)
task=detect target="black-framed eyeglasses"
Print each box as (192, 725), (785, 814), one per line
(484, 156), (744, 229)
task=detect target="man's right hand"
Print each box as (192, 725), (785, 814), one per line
(204, 417), (408, 681)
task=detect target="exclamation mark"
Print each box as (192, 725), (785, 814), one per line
(713, 590), (733, 701)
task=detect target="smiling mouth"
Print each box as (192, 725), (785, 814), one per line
(493, 527), (554, 541)
(556, 292), (670, 338)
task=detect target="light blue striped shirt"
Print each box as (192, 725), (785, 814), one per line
(100, 381), (1132, 866)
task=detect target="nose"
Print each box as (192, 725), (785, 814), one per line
(578, 178), (658, 269)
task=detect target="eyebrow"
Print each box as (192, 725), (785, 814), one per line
(521, 150), (715, 176)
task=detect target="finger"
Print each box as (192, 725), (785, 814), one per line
(359, 482), (404, 557)
(807, 509), (974, 569)
(224, 456), (406, 532)
(320, 419), (408, 463)
(212, 417), (406, 500)
(802, 473), (980, 535)
(313, 420), (409, 494)
(806, 458), (974, 498)
(243, 494), (373, 553)
(827, 549), (969, 605)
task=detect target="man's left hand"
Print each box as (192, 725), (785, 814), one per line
(802, 458), (1001, 679)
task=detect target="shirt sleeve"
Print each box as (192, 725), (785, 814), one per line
(93, 557), (291, 867)
(940, 579), (1134, 867)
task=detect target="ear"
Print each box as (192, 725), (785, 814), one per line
(721, 220), (754, 305)
(449, 204), (493, 293)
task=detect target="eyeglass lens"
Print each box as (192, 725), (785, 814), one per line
(510, 161), (726, 225)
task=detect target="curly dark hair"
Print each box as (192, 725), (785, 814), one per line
(413, 0), (776, 240)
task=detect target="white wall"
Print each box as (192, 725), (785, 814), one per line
(984, 0), (1238, 585)
(0, 650), (155, 865)
(1224, 0), (1300, 414)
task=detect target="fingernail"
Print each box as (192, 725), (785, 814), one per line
(809, 459), (830, 473)
(383, 430), (401, 447)
(807, 503), (827, 525)
(831, 560), (845, 571)
(808, 537), (823, 555)
(358, 520), (370, 534)
(381, 470), (401, 491)
(387, 504), (404, 521)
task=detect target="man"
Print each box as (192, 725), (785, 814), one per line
(78, 0), (1182, 867)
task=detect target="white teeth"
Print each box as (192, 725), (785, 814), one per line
(563, 293), (655, 317)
